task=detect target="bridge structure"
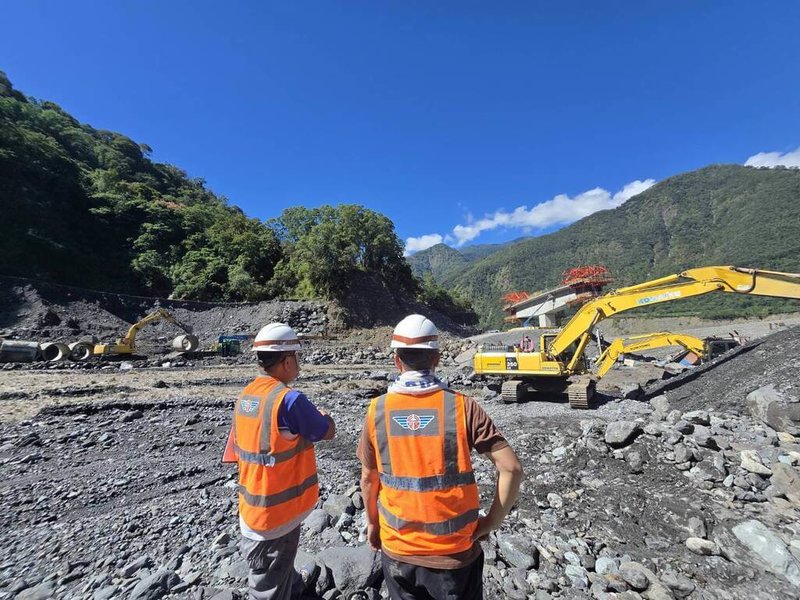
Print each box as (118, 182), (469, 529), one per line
(503, 265), (614, 327)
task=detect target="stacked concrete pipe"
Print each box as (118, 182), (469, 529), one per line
(68, 341), (95, 362)
(172, 334), (200, 352)
(40, 342), (71, 362)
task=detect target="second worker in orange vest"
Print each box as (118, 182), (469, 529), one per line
(228, 322), (336, 600)
(357, 315), (523, 600)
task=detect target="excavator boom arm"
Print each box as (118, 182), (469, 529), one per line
(550, 266), (800, 357)
(595, 332), (707, 378)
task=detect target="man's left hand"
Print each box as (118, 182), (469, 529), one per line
(367, 523), (381, 551)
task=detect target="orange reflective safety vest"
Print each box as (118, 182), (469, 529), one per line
(234, 376), (318, 532)
(367, 389), (479, 556)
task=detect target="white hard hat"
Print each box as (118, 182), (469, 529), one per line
(390, 314), (439, 349)
(252, 322), (302, 352)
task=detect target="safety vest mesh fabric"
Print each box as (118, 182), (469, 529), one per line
(368, 389), (479, 556)
(234, 377), (318, 532)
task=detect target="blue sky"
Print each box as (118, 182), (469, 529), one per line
(3, 1), (799, 253)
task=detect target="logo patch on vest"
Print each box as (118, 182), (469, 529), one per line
(393, 414), (434, 430)
(389, 409), (439, 436)
(238, 394), (261, 416)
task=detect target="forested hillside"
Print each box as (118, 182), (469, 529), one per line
(442, 165), (800, 326)
(0, 72), (429, 312)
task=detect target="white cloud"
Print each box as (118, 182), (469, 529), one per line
(404, 233), (443, 256)
(745, 147), (800, 169)
(451, 179), (656, 246)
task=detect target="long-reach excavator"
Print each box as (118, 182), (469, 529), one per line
(594, 331), (743, 378)
(93, 308), (196, 356)
(473, 266), (800, 408)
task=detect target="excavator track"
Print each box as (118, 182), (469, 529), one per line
(501, 379), (523, 403)
(566, 376), (595, 409)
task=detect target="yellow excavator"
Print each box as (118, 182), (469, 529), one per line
(93, 308), (196, 356)
(473, 266), (800, 408)
(594, 331), (743, 378)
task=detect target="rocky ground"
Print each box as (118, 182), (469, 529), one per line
(2, 281), (800, 599)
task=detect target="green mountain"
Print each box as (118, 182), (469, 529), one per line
(407, 244), (469, 279)
(408, 239), (521, 281)
(442, 165), (800, 327)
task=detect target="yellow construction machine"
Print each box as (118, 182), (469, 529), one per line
(473, 266), (800, 408)
(93, 308), (197, 356)
(594, 331), (743, 378)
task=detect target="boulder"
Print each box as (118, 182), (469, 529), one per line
(496, 533), (539, 569)
(129, 569), (181, 600)
(740, 450), (773, 476)
(16, 582), (56, 600)
(715, 519), (800, 586)
(770, 463), (800, 505)
(323, 494), (355, 520)
(605, 421), (642, 448)
(318, 546), (382, 595)
(686, 537), (719, 556)
(303, 508), (331, 533)
(747, 385), (795, 433)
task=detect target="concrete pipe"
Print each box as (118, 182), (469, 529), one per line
(68, 341), (95, 362)
(0, 340), (41, 363)
(40, 342), (71, 362)
(172, 334), (200, 352)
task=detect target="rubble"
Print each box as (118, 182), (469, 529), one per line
(1, 282), (800, 598)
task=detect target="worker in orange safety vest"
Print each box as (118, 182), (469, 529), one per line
(357, 314), (523, 600)
(225, 322), (335, 600)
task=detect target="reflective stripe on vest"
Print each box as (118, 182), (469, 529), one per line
(239, 473), (319, 507)
(378, 501), (479, 535)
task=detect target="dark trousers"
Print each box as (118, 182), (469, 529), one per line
(240, 526), (303, 600)
(381, 551), (484, 600)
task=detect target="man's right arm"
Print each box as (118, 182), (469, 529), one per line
(473, 444), (523, 541)
(317, 409), (336, 440)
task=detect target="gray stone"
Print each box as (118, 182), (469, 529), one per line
(303, 508), (330, 533)
(740, 450), (773, 476)
(547, 492), (563, 509)
(605, 421), (642, 448)
(690, 457), (726, 482)
(93, 586), (119, 600)
(318, 546), (381, 595)
(650, 395), (671, 416)
(683, 410), (710, 426)
(323, 494), (355, 519)
(626, 451), (643, 473)
(732, 519), (800, 585)
(748, 385), (795, 433)
(129, 569), (181, 600)
(620, 384), (642, 400)
(659, 571), (695, 598)
(618, 563), (649, 591)
(595, 556), (618, 575)
(770, 462), (800, 505)
(120, 410), (144, 422)
(564, 564), (589, 588)
(497, 533), (539, 569)
(673, 420), (694, 434)
(16, 582), (56, 600)
(673, 444), (692, 464)
(121, 555), (153, 578)
(687, 516), (706, 538)
(686, 537), (719, 556)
